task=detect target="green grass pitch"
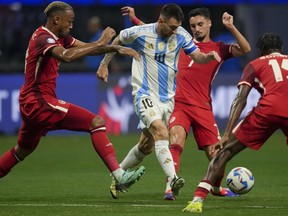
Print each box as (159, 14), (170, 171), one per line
(0, 132), (288, 215)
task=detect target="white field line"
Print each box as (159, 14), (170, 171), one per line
(0, 203), (286, 209)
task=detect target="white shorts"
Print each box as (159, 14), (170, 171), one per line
(134, 95), (174, 129)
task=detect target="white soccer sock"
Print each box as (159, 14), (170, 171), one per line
(154, 140), (177, 191)
(112, 168), (125, 182)
(192, 196), (204, 203)
(120, 143), (146, 170)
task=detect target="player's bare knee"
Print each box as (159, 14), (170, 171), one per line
(170, 134), (185, 148)
(152, 127), (169, 140)
(91, 115), (105, 128)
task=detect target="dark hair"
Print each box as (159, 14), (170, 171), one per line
(188, 7), (210, 19)
(44, 1), (73, 18)
(160, 4), (184, 22)
(256, 33), (283, 56)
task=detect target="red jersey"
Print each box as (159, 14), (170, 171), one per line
(239, 53), (288, 117)
(175, 40), (233, 110)
(19, 26), (75, 104)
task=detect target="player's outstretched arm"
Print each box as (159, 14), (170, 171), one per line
(121, 6), (145, 25)
(210, 84), (250, 154)
(221, 84), (251, 147)
(189, 49), (221, 64)
(51, 27), (117, 62)
(222, 12), (251, 57)
(96, 36), (121, 82)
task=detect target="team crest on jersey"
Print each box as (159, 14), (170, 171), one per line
(122, 30), (129, 39)
(168, 41), (176, 51)
(157, 42), (165, 51)
(147, 43), (154, 50)
(47, 38), (56, 44)
(169, 116), (176, 123)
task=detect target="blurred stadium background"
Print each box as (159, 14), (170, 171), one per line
(0, 0), (288, 135)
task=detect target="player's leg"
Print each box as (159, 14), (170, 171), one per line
(168, 103), (192, 174)
(204, 143), (238, 197)
(191, 108), (235, 196)
(0, 124), (42, 178)
(164, 124), (186, 200)
(169, 125), (186, 171)
(58, 103), (145, 190)
(109, 130), (153, 199)
(149, 119), (184, 199)
(183, 135), (246, 213)
(184, 111), (274, 213)
(120, 128), (154, 170)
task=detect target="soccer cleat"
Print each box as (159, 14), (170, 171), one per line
(211, 187), (240, 197)
(171, 176), (185, 196)
(110, 178), (119, 199)
(163, 190), (176, 201)
(182, 201), (203, 213)
(115, 166), (145, 192)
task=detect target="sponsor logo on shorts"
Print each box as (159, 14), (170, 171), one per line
(149, 110), (156, 117)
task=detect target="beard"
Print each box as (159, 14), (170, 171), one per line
(195, 35), (205, 42)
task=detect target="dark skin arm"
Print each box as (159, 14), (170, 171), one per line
(48, 27), (139, 63)
(211, 84), (252, 154)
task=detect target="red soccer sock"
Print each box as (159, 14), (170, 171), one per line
(194, 180), (212, 199)
(0, 148), (21, 178)
(169, 144), (183, 173)
(90, 126), (120, 172)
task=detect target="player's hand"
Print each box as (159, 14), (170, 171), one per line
(121, 6), (136, 21)
(98, 27), (116, 44)
(210, 135), (229, 155)
(117, 46), (140, 61)
(222, 12), (234, 29)
(208, 51), (221, 62)
(96, 63), (109, 82)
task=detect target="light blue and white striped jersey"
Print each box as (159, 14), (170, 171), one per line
(119, 23), (198, 102)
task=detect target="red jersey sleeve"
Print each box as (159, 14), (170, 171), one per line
(218, 41), (233, 61)
(63, 34), (76, 48)
(36, 33), (59, 56)
(36, 33), (75, 57)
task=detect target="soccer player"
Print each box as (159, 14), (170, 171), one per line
(97, 4), (221, 199)
(118, 6), (251, 200)
(0, 1), (145, 192)
(183, 32), (288, 213)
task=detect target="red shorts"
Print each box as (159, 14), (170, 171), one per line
(18, 97), (96, 150)
(169, 101), (220, 150)
(233, 108), (288, 150)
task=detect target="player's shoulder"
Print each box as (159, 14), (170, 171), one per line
(32, 26), (54, 40)
(176, 26), (191, 37)
(128, 23), (155, 34)
(121, 23), (155, 40)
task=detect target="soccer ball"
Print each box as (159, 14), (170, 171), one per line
(226, 167), (254, 195)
